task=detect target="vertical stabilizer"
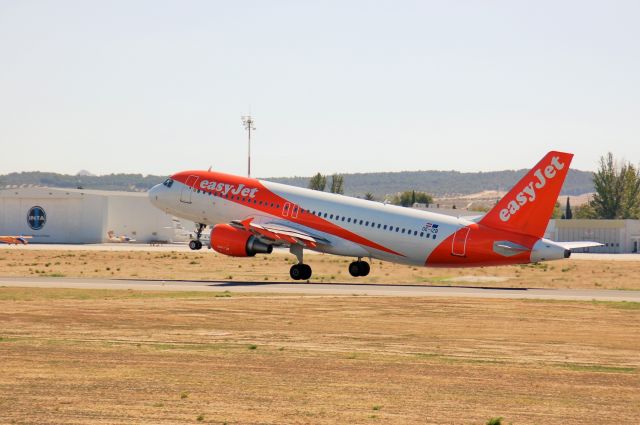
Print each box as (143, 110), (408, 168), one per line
(479, 151), (573, 238)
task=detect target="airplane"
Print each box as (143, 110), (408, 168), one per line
(148, 151), (601, 280)
(0, 235), (32, 245)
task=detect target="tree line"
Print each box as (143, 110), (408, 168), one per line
(570, 152), (640, 219)
(308, 172), (433, 207)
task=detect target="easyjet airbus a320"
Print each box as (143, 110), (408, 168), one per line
(149, 151), (600, 280)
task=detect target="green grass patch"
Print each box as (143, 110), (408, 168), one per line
(558, 363), (636, 373)
(0, 287), (251, 301)
(523, 298), (640, 310)
(414, 352), (505, 365)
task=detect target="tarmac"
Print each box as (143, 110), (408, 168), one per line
(1, 276), (639, 302)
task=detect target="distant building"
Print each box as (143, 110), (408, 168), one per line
(413, 205), (640, 254)
(545, 219), (640, 254)
(0, 187), (189, 244)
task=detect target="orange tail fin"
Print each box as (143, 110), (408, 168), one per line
(479, 151), (573, 238)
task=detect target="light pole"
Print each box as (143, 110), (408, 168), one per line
(241, 115), (256, 177)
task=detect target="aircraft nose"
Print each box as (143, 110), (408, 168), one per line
(148, 184), (163, 208)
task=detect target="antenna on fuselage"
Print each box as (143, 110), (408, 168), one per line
(241, 114), (256, 178)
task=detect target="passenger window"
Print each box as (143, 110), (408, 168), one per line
(395, 227), (399, 232)
(330, 214), (333, 219)
(347, 218), (351, 223)
(341, 217), (345, 221)
(383, 225), (387, 230)
(420, 232), (424, 237)
(365, 221), (369, 226)
(359, 220), (363, 225)
(276, 204), (280, 208)
(402, 229), (406, 234)
(377, 223), (381, 228)
(414, 230), (418, 236)
(323, 213), (328, 218)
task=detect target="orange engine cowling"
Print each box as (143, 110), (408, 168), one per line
(210, 224), (273, 257)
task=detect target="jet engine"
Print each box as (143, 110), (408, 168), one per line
(210, 224), (273, 257)
(530, 238), (571, 262)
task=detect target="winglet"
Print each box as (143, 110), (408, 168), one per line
(479, 151), (573, 238)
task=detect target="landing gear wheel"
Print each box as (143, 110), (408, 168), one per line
(189, 240), (203, 250)
(290, 264), (312, 281)
(359, 261), (370, 277)
(190, 223), (206, 250)
(300, 264), (312, 280)
(290, 264), (302, 280)
(349, 261), (361, 277)
(348, 261), (370, 277)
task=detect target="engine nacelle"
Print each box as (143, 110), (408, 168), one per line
(530, 238), (571, 262)
(210, 224), (273, 257)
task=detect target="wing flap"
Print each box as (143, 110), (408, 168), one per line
(230, 218), (330, 248)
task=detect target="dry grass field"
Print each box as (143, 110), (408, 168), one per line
(1, 249), (640, 423)
(1, 248), (640, 290)
(0, 287), (639, 424)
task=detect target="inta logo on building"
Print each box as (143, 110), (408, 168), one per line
(27, 206), (46, 230)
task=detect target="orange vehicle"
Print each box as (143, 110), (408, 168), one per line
(0, 236), (32, 245)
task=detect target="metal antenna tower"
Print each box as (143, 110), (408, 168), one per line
(241, 115), (256, 177)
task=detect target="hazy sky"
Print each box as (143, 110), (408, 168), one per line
(1, 1), (639, 177)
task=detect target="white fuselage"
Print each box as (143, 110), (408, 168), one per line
(149, 178), (470, 266)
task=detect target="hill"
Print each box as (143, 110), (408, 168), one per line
(0, 168), (594, 198)
(268, 168), (594, 198)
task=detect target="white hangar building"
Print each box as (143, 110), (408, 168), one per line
(0, 187), (189, 244)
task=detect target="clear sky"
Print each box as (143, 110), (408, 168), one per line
(1, 0), (639, 177)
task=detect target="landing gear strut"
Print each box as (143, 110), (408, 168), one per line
(348, 259), (370, 277)
(189, 223), (206, 250)
(289, 245), (312, 281)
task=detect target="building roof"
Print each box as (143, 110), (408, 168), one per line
(0, 187), (148, 198)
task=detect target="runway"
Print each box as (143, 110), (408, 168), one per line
(2, 276), (639, 302)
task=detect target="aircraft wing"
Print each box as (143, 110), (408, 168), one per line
(555, 241), (604, 250)
(230, 218), (330, 249)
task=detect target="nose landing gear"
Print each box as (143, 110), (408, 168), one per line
(189, 223), (206, 250)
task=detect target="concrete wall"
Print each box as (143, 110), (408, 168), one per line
(546, 219), (640, 253)
(106, 194), (176, 243)
(0, 188), (179, 244)
(0, 189), (107, 243)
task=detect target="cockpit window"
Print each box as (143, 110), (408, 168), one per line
(163, 178), (174, 188)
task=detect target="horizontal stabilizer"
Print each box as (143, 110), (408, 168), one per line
(555, 241), (603, 250)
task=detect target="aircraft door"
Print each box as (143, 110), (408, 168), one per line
(451, 227), (470, 257)
(180, 175), (199, 203)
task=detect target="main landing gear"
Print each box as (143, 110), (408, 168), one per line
(189, 223), (206, 250)
(348, 259), (370, 277)
(290, 263), (312, 281)
(289, 245), (312, 281)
